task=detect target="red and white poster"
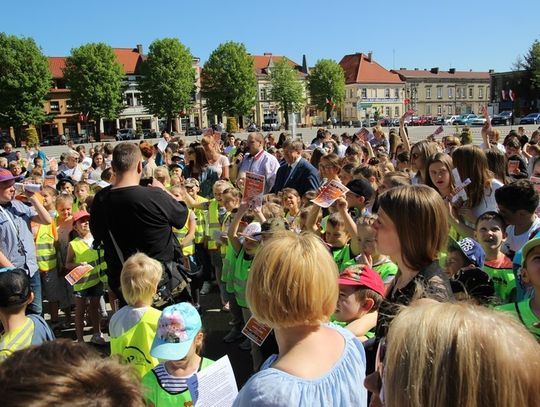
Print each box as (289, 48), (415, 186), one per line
(311, 180), (349, 208)
(242, 172), (265, 205)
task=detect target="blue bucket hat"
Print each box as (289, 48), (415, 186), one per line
(150, 302), (202, 361)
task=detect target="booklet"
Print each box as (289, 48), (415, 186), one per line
(242, 316), (272, 346)
(311, 180), (349, 208)
(242, 172), (265, 205)
(186, 355), (238, 407)
(65, 264), (93, 286)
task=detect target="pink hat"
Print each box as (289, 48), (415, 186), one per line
(338, 264), (385, 296)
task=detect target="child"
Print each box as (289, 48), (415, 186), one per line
(445, 237), (495, 304)
(109, 253), (162, 379)
(141, 303), (214, 406)
(356, 215), (398, 286)
(73, 181), (91, 212)
(475, 211), (516, 303)
(333, 264), (385, 342)
(495, 180), (540, 259)
(496, 237), (540, 340)
(65, 210), (107, 344)
(281, 188), (302, 231)
(0, 269), (55, 361)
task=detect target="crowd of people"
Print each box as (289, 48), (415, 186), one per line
(0, 118), (539, 406)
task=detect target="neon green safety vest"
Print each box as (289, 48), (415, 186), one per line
(222, 242), (237, 294)
(141, 358), (214, 407)
(0, 317), (34, 362)
(110, 307), (161, 379)
(332, 245), (355, 272)
(233, 247), (253, 308)
(35, 222), (58, 273)
(173, 209), (195, 256)
(193, 196), (208, 244)
(220, 211), (232, 256)
(69, 237), (107, 292)
(206, 199), (220, 251)
(484, 263), (516, 303)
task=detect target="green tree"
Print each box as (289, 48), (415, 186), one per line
(269, 58), (305, 129)
(139, 38), (195, 131)
(24, 126), (40, 147)
(308, 59), (345, 119)
(201, 41), (257, 122)
(523, 40), (540, 94)
(0, 33), (51, 144)
(63, 43), (125, 141)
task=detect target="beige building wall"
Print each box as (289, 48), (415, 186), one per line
(343, 84), (405, 122)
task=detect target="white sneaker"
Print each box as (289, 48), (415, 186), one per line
(200, 281), (212, 295)
(90, 333), (106, 346)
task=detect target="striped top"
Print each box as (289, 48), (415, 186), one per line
(153, 363), (193, 394)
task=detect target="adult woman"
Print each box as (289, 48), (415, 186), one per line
(409, 140), (439, 185)
(201, 134), (229, 179)
(310, 147), (327, 170)
(377, 301), (540, 407)
(451, 145), (503, 237)
(373, 185), (453, 340)
(318, 153), (341, 183)
(182, 144), (219, 198)
(88, 152), (107, 181)
(233, 232), (367, 407)
(140, 142), (157, 179)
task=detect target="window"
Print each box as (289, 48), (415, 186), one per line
(479, 87), (484, 99)
(395, 106), (400, 117)
(437, 87), (442, 99)
(448, 87), (454, 99)
(349, 89), (353, 98)
(126, 93), (134, 106)
(50, 101), (60, 112)
(426, 105), (431, 115)
(437, 105), (442, 115)
(426, 87), (432, 99)
(385, 107), (391, 116)
(469, 87), (473, 98)
(361, 88), (367, 98)
(260, 88), (267, 101)
(66, 100), (74, 112)
(385, 88), (390, 98)
(394, 88), (399, 98)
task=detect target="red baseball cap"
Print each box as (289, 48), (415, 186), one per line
(72, 210), (90, 223)
(338, 264), (385, 296)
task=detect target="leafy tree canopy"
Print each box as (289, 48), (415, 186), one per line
(269, 58), (305, 127)
(308, 59), (345, 118)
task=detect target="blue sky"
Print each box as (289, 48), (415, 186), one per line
(3, 0), (538, 73)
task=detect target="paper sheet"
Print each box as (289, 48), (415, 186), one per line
(311, 180), (349, 208)
(187, 355), (238, 407)
(157, 138), (168, 152)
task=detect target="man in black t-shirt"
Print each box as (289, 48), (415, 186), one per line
(90, 143), (188, 305)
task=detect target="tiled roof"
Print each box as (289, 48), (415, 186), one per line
(339, 53), (403, 85)
(47, 47), (143, 78)
(393, 69), (491, 80)
(249, 54), (305, 76)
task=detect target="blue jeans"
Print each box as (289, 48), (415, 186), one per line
(27, 271), (43, 315)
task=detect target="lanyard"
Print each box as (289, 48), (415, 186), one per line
(0, 205), (19, 237)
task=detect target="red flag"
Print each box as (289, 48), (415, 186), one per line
(433, 125), (444, 135)
(404, 98), (411, 105)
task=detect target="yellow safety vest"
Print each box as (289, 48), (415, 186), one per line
(233, 248), (253, 308)
(222, 243), (237, 294)
(193, 195), (208, 245)
(206, 199), (220, 251)
(35, 221), (58, 273)
(69, 237), (107, 292)
(110, 307), (161, 379)
(0, 317), (34, 362)
(219, 211), (232, 256)
(173, 210), (195, 256)
(141, 358), (214, 407)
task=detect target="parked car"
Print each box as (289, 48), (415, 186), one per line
(469, 116), (489, 126)
(452, 114), (477, 125)
(262, 119), (280, 131)
(116, 128), (137, 141)
(379, 117), (400, 127)
(445, 115), (460, 125)
(143, 129), (159, 139)
(410, 116), (429, 126)
(491, 111), (513, 126)
(246, 123), (259, 132)
(69, 134), (88, 144)
(361, 118), (378, 127)
(186, 127), (202, 136)
(519, 113), (540, 125)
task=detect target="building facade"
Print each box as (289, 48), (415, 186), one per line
(339, 53), (404, 124)
(393, 68), (491, 117)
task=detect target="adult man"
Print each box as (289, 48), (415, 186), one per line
(271, 139), (321, 196)
(1, 143), (17, 162)
(0, 168), (52, 315)
(90, 143), (188, 305)
(238, 133), (280, 192)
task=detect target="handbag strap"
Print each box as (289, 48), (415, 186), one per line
(108, 229), (125, 264)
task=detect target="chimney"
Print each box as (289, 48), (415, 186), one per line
(136, 44), (143, 54)
(399, 67), (406, 70)
(488, 69), (494, 73)
(301, 54), (309, 74)
(367, 51), (373, 62)
(263, 52), (272, 56)
(414, 68), (419, 71)
(449, 68), (456, 74)
(430, 67), (439, 74)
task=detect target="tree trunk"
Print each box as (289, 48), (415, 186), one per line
(284, 106), (290, 130)
(94, 117), (101, 142)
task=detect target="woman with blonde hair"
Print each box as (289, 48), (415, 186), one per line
(233, 232), (368, 406)
(374, 300), (540, 407)
(201, 134), (230, 179)
(409, 140), (439, 184)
